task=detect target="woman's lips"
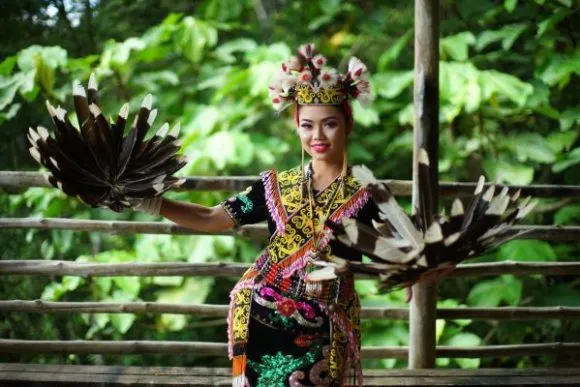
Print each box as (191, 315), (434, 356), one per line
(311, 144), (330, 153)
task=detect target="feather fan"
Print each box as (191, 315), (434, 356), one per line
(311, 150), (536, 292)
(27, 73), (186, 212)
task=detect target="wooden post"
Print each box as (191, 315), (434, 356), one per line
(409, 0), (440, 369)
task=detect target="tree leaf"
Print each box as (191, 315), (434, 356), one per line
(41, 283), (64, 301)
(377, 30), (413, 72)
(352, 102), (379, 127)
(0, 103), (20, 125)
(17, 45), (67, 72)
(456, 357), (481, 369)
(205, 131), (236, 169)
(467, 275), (523, 307)
(479, 70), (533, 107)
(0, 75), (23, 110)
(476, 24), (527, 52)
(199, 0), (244, 22)
(156, 278), (214, 331)
(110, 313), (136, 334)
(159, 313), (187, 331)
(175, 17), (217, 64)
(499, 240), (557, 262)
(152, 276), (184, 286)
(35, 56), (55, 93)
(446, 331), (481, 346)
(540, 52), (580, 88)
(559, 108), (580, 131)
(483, 159), (534, 185)
(546, 130), (577, 153)
(0, 56), (17, 76)
(504, 0), (518, 12)
(554, 204), (580, 225)
(215, 38), (257, 63)
(355, 280), (378, 296)
(19, 70), (38, 101)
(553, 147), (580, 173)
(446, 332), (482, 368)
(112, 276), (141, 298)
(373, 71), (413, 99)
(537, 8), (570, 38)
(436, 319), (446, 343)
(95, 278), (112, 295)
(439, 62), (479, 111)
(62, 276), (83, 292)
(440, 32), (476, 61)
(503, 133), (556, 163)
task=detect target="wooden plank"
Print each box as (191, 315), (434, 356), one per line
(3, 171), (579, 198)
(0, 260), (250, 277)
(0, 217), (268, 239)
(0, 363), (580, 377)
(2, 218), (579, 241)
(2, 373), (580, 387)
(449, 261), (580, 277)
(5, 301), (580, 321)
(1, 340), (579, 359)
(0, 339), (227, 356)
(436, 342), (580, 358)
(1, 364), (580, 386)
(3, 260), (580, 278)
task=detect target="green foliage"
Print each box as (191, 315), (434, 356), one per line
(467, 275), (523, 307)
(499, 240), (557, 262)
(1, 0), (579, 369)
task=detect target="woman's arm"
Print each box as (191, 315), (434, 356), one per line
(159, 198), (235, 232)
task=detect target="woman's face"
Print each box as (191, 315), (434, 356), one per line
(296, 104), (350, 164)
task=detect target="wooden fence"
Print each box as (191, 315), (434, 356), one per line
(1, 172), (580, 363)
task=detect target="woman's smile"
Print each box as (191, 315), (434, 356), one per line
(311, 142), (330, 153)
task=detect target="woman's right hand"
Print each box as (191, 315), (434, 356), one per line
(129, 197), (163, 216)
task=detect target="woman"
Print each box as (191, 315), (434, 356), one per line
(135, 43), (374, 387)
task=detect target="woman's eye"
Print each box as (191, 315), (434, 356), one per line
(301, 124), (312, 129)
(325, 121), (338, 128)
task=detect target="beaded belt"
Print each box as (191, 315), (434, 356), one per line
(255, 259), (356, 308)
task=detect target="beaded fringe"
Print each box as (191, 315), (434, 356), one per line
(305, 280), (323, 295)
(262, 170), (287, 234)
(328, 188), (370, 222)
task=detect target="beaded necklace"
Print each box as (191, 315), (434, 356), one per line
(301, 164), (345, 298)
(306, 164), (344, 258)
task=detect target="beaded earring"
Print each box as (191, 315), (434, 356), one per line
(301, 147), (308, 199)
(341, 149), (348, 198)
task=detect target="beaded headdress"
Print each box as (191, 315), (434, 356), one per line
(268, 43), (371, 111)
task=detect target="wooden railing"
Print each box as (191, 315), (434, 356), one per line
(1, 171), (580, 366)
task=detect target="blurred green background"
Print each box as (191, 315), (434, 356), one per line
(1, 0), (579, 370)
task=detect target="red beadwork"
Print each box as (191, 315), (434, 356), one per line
(276, 297), (298, 317)
(294, 334), (316, 348)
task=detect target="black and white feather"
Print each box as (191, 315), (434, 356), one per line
(27, 73), (187, 212)
(318, 150), (537, 291)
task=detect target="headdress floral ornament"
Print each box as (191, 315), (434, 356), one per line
(268, 43), (371, 111)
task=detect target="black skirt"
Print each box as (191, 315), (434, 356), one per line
(244, 285), (342, 387)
